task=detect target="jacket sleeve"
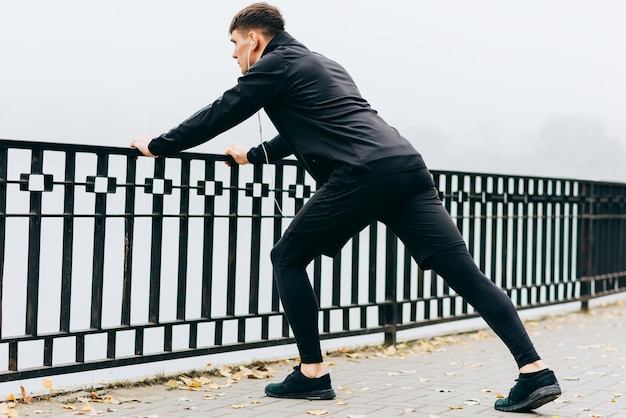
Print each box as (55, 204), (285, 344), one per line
(148, 54), (285, 156)
(247, 134), (292, 164)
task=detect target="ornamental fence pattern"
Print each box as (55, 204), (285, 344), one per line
(0, 139), (625, 381)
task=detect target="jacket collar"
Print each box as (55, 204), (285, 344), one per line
(261, 31), (297, 57)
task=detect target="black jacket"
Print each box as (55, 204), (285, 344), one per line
(148, 31), (425, 183)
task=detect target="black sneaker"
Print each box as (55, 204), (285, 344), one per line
(494, 369), (561, 412)
(265, 365), (336, 400)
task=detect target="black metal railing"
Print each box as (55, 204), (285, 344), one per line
(0, 139), (625, 381)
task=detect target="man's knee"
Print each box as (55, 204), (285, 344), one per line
(269, 240), (285, 267)
(270, 235), (314, 269)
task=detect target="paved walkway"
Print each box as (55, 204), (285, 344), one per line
(4, 301), (625, 418)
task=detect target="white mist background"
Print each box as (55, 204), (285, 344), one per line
(1, 0), (626, 397)
(1, 0), (626, 181)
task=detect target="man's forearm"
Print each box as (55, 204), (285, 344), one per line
(147, 102), (223, 156)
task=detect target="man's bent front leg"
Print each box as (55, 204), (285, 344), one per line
(270, 236), (325, 367)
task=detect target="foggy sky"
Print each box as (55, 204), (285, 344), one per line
(1, 0), (625, 182)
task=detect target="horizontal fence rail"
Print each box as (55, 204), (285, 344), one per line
(0, 139), (625, 381)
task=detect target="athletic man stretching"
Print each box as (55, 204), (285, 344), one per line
(131, 3), (561, 412)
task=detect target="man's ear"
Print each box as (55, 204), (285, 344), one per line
(248, 31), (258, 49)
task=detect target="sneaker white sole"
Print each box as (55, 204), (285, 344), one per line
(265, 388), (336, 400)
(495, 384), (561, 412)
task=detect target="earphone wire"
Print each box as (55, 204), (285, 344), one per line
(248, 42), (285, 217)
(257, 112), (286, 217)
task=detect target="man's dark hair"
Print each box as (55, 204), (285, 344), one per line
(229, 3), (285, 37)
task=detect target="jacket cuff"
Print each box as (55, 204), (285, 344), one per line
(247, 147), (265, 164)
(147, 139), (162, 157)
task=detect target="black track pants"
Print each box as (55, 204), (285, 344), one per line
(424, 249), (541, 368)
(270, 168), (540, 368)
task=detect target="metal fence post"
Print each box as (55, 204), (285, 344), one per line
(578, 182), (594, 311)
(384, 228), (398, 346)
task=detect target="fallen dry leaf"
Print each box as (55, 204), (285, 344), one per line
(19, 386), (34, 404)
(79, 402), (92, 412)
(231, 404), (246, 409)
(42, 379), (53, 389)
(117, 397), (140, 404)
(248, 368), (273, 379)
(220, 366), (233, 378)
(384, 345), (397, 355)
(179, 377), (200, 388)
(306, 410), (328, 416)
